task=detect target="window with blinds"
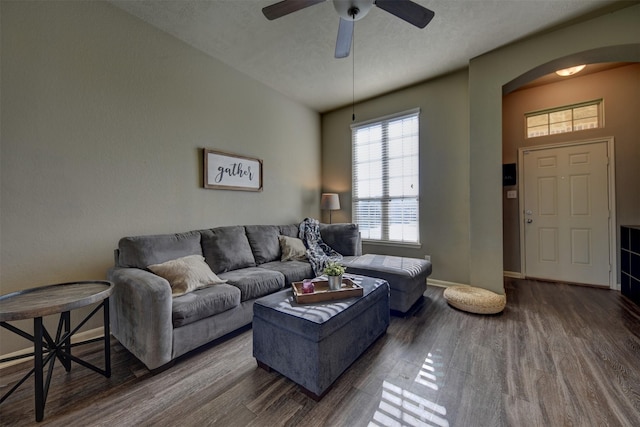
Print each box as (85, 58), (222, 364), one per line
(351, 108), (420, 244)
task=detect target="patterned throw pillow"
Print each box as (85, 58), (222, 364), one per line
(148, 255), (227, 297)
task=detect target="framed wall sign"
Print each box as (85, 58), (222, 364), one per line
(203, 149), (263, 192)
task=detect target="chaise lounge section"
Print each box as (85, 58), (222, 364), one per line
(342, 254), (431, 313)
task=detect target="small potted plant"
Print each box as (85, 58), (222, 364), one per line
(323, 261), (346, 290)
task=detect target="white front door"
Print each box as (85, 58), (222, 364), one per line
(521, 140), (612, 286)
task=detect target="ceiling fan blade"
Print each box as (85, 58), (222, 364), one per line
(375, 0), (435, 29)
(262, 0), (326, 20)
(335, 18), (354, 58)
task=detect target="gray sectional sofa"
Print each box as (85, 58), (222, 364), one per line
(107, 222), (431, 371)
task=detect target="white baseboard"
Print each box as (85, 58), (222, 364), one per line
(428, 273), (525, 288)
(0, 327), (105, 370)
(504, 271), (525, 279)
(427, 278), (469, 288)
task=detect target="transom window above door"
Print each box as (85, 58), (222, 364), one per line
(526, 99), (602, 138)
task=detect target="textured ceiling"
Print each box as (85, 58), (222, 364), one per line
(110, 0), (620, 112)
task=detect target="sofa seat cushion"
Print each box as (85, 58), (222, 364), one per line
(259, 260), (314, 285)
(201, 226), (256, 273)
(219, 267), (285, 301)
(343, 254), (432, 282)
(245, 225), (281, 264)
(171, 283), (241, 327)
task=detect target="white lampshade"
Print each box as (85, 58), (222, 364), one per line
(320, 193), (340, 210)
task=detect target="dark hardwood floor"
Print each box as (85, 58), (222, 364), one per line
(1, 278), (639, 426)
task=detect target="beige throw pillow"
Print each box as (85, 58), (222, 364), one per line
(279, 235), (307, 261)
(148, 255), (227, 297)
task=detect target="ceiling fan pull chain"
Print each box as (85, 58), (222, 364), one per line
(352, 14), (355, 122)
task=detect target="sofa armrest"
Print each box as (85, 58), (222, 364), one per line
(107, 267), (173, 370)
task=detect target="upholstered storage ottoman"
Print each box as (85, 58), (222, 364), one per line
(342, 254), (432, 313)
(252, 275), (390, 399)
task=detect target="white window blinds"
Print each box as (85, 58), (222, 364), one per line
(351, 108), (420, 244)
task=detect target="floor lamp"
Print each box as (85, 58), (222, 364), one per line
(320, 193), (340, 224)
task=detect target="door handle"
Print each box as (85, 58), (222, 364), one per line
(526, 219), (533, 224)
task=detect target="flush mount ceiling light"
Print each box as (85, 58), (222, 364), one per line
(555, 64), (586, 76)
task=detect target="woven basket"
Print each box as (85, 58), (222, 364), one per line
(443, 286), (506, 314)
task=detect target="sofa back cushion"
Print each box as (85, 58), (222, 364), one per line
(245, 225), (281, 265)
(201, 226), (256, 273)
(320, 223), (361, 256)
(117, 231), (202, 269)
(278, 224), (299, 238)
(172, 283), (241, 328)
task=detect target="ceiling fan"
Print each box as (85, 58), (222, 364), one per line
(262, 0), (435, 58)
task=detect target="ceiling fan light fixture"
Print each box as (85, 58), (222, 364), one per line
(333, 0), (373, 21)
(555, 64), (586, 76)
(263, 0), (435, 59)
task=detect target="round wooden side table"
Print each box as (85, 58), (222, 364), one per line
(0, 281), (113, 422)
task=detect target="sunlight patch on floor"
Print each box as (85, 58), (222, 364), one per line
(414, 353), (438, 390)
(369, 352), (449, 427)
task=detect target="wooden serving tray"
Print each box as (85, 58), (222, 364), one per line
(291, 278), (363, 304)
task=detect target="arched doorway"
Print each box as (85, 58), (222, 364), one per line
(501, 45), (639, 288)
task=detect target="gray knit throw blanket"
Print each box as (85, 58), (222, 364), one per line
(299, 217), (343, 276)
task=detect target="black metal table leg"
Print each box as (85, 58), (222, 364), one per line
(62, 311), (71, 372)
(103, 299), (111, 378)
(33, 317), (44, 422)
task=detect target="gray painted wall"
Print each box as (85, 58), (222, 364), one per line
(0, 1), (320, 354)
(322, 70), (471, 286)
